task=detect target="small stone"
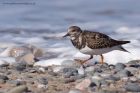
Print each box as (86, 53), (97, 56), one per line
(109, 64), (115, 69)
(38, 67), (46, 73)
(125, 67), (138, 75)
(63, 67), (78, 76)
(0, 62), (9, 67)
(85, 66), (95, 73)
(38, 77), (48, 85)
(129, 77), (137, 82)
(29, 69), (37, 73)
(127, 60), (140, 65)
(53, 66), (64, 73)
(64, 77), (76, 83)
(77, 66), (85, 75)
(16, 53), (35, 66)
(48, 71), (57, 76)
(75, 79), (91, 90)
(0, 75), (9, 80)
(7, 80), (26, 86)
(37, 84), (48, 89)
(117, 69), (132, 78)
(6, 85), (28, 93)
(69, 89), (82, 93)
(12, 62), (27, 71)
(91, 75), (103, 86)
(124, 82), (140, 92)
(115, 63), (126, 71)
(104, 75), (120, 82)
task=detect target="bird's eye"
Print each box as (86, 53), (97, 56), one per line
(71, 30), (75, 32)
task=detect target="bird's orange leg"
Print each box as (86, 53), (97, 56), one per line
(74, 55), (93, 65)
(100, 54), (104, 64)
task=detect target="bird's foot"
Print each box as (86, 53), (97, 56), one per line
(100, 61), (104, 65)
(74, 59), (87, 66)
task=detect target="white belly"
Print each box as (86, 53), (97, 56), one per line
(80, 45), (120, 55)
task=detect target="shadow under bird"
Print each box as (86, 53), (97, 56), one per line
(63, 26), (130, 65)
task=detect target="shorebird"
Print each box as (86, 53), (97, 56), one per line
(63, 26), (130, 65)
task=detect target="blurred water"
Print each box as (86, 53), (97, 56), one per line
(0, 0), (140, 63)
(0, 0), (139, 30)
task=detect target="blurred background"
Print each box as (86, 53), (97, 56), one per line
(0, 0), (140, 64)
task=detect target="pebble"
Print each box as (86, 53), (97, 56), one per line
(124, 82), (140, 92)
(115, 63), (126, 71)
(38, 77), (48, 85)
(37, 84), (48, 89)
(0, 62), (9, 67)
(69, 89), (82, 93)
(75, 79), (91, 90)
(0, 75), (9, 80)
(109, 64), (115, 69)
(53, 66), (64, 73)
(104, 75), (120, 82)
(125, 67), (138, 75)
(15, 53), (35, 66)
(38, 67), (46, 73)
(91, 75), (103, 87)
(9, 46), (31, 57)
(6, 85), (28, 93)
(7, 79), (26, 86)
(64, 77), (76, 83)
(63, 67), (78, 77)
(85, 66), (95, 73)
(12, 62), (27, 71)
(117, 69), (132, 78)
(77, 66), (85, 75)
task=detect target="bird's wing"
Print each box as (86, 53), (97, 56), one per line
(82, 31), (124, 49)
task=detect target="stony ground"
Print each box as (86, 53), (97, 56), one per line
(0, 59), (140, 93)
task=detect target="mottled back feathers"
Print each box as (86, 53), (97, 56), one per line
(71, 30), (130, 49)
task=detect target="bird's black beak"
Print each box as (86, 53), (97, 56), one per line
(63, 33), (69, 38)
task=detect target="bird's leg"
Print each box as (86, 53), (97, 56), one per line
(100, 54), (104, 64)
(75, 55), (93, 65)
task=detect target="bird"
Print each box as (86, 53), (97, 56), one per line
(63, 26), (130, 65)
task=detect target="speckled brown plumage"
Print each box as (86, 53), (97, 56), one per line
(82, 30), (130, 49)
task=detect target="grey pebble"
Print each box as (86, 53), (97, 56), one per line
(125, 67), (138, 75)
(124, 82), (140, 92)
(12, 62), (27, 71)
(63, 67), (78, 77)
(104, 75), (120, 82)
(115, 63), (126, 71)
(117, 69), (132, 77)
(7, 80), (26, 86)
(0, 75), (9, 80)
(0, 62), (9, 68)
(85, 66), (95, 72)
(38, 77), (48, 85)
(6, 85), (28, 93)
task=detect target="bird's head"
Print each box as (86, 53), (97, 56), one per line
(63, 26), (82, 39)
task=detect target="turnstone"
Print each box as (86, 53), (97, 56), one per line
(63, 26), (130, 64)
